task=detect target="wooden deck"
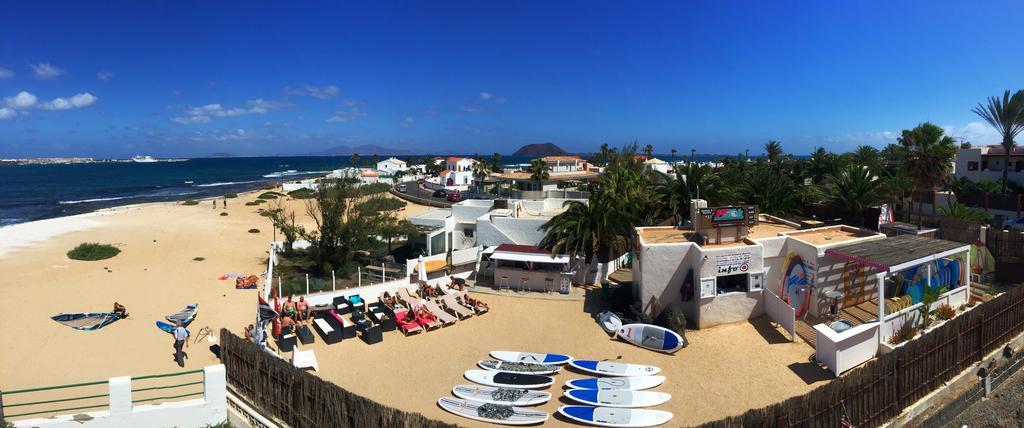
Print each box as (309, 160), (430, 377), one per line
(795, 300), (880, 344)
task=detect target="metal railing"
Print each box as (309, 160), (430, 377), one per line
(1, 368), (204, 421)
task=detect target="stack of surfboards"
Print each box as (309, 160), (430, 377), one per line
(437, 350), (571, 425)
(559, 359), (674, 427)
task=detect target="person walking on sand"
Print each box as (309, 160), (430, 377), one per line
(222, 199), (227, 209)
(212, 200), (216, 209)
(172, 321), (189, 367)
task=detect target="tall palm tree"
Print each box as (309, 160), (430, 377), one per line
(670, 148), (677, 162)
(972, 90), (1024, 193)
(853, 145), (882, 172)
(825, 164), (887, 227)
(741, 166), (801, 216)
(764, 140), (783, 163)
(539, 192), (635, 275)
(898, 122), (958, 228)
(527, 158), (550, 191)
(490, 152), (504, 173)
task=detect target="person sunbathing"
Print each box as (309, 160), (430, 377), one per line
(381, 292), (397, 308)
(402, 308), (418, 323)
(464, 295), (489, 311)
(112, 302), (129, 319)
(416, 305), (436, 321)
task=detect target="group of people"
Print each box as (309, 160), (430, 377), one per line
(279, 295), (311, 336)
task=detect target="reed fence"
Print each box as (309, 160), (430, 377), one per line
(986, 228), (1024, 264)
(938, 217), (983, 244)
(219, 329), (456, 428)
(696, 285), (1024, 428)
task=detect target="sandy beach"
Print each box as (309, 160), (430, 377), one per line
(0, 188), (429, 393)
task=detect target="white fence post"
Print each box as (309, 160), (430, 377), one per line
(203, 364), (227, 407)
(305, 274), (310, 295)
(332, 270), (336, 291)
(108, 376), (132, 416)
(358, 267), (362, 287)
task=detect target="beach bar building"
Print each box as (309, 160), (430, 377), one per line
(634, 199), (974, 376)
(490, 244), (573, 293)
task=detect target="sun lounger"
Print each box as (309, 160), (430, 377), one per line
(313, 315), (343, 344)
(461, 292), (489, 315)
(413, 307), (442, 331)
(425, 299), (457, 326)
(292, 349), (319, 372)
(441, 294), (473, 319)
(397, 287), (421, 308)
(394, 309), (422, 336)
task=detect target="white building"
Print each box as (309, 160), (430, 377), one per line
(954, 145), (1024, 183)
(440, 157), (477, 187)
(375, 157), (407, 175)
(489, 156), (598, 191)
(281, 167), (381, 192)
(644, 157), (672, 174)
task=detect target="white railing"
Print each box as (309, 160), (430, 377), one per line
(879, 286), (970, 341)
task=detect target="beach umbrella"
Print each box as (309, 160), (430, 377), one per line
(417, 256), (428, 283)
(445, 247), (454, 276)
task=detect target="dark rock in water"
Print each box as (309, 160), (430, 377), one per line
(511, 142), (570, 157)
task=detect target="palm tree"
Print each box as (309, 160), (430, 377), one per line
(939, 200), (989, 224)
(853, 145), (881, 172)
(972, 90), (1024, 193)
(350, 153), (360, 167)
(741, 166), (801, 216)
(527, 158), (550, 191)
(642, 144), (654, 159)
(539, 193), (635, 277)
(825, 164), (887, 227)
(490, 153), (504, 173)
(392, 169), (405, 184)
(764, 140), (783, 163)
(898, 122), (958, 228)
(670, 148), (677, 162)
(471, 158), (491, 192)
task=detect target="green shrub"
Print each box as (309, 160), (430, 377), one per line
(245, 201), (259, 206)
(357, 197), (407, 214)
(223, 193), (238, 198)
(655, 302), (688, 346)
(193, 257), (205, 261)
(182, 200), (199, 206)
(357, 183), (391, 196)
(257, 192), (283, 200)
(287, 188), (316, 199)
(67, 243), (121, 261)
(248, 228), (260, 233)
(220, 212), (229, 216)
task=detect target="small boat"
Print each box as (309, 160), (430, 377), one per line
(132, 155), (158, 163)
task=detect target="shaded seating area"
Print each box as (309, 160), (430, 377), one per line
(328, 310), (357, 340)
(489, 244), (572, 293)
(313, 313), (344, 344)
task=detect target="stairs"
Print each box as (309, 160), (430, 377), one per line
(970, 282), (996, 304)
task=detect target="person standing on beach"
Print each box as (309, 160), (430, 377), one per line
(222, 198), (227, 209)
(172, 321), (189, 367)
(212, 200), (216, 209)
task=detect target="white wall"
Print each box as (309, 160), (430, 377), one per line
(13, 365), (227, 428)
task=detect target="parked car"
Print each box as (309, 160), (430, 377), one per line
(447, 191), (464, 202)
(416, 178), (425, 185)
(432, 189), (448, 198)
(398, 184), (407, 193)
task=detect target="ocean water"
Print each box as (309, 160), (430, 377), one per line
(0, 153), (724, 226)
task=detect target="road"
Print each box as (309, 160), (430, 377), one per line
(392, 181), (452, 208)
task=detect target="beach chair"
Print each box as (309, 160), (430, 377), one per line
(328, 310), (357, 340)
(397, 287), (420, 308)
(368, 302), (396, 332)
(394, 309), (422, 336)
(292, 349), (319, 372)
(441, 293), (473, 320)
(414, 308), (442, 331)
(461, 292), (489, 315)
(425, 300), (457, 326)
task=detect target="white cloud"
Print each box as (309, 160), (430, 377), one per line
(97, 71), (113, 81)
(4, 91), (38, 109)
(170, 99), (289, 125)
(0, 108), (15, 120)
(943, 121), (1001, 146)
(327, 107), (367, 123)
(0, 67), (14, 79)
(479, 91), (492, 100)
(402, 116), (415, 128)
(461, 104), (484, 113)
(30, 63), (63, 79)
(39, 93), (97, 110)
(479, 91), (505, 103)
(284, 85), (340, 99)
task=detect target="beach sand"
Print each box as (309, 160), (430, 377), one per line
(0, 189), (429, 394)
(293, 292), (830, 427)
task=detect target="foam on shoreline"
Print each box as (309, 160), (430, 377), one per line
(0, 211), (108, 257)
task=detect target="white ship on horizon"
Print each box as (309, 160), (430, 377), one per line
(132, 155), (158, 163)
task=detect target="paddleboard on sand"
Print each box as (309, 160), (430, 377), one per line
(564, 389), (671, 408)
(570, 360), (661, 377)
(156, 321), (189, 335)
(464, 370), (555, 389)
(558, 406), (673, 428)
(491, 350), (572, 365)
(616, 323), (685, 353)
(478, 360), (561, 375)
(565, 376), (666, 391)
(452, 385), (551, 406)
(438, 397), (549, 426)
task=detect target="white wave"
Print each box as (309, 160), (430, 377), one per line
(194, 179), (265, 187)
(262, 170), (330, 178)
(59, 196), (131, 205)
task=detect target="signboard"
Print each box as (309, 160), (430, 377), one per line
(699, 205), (757, 228)
(715, 251), (751, 275)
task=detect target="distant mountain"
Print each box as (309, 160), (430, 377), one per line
(310, 144), (414, 156)
(207, 152), (234, 158)
(512, 142), (569, 157)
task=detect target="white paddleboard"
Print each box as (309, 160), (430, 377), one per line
(478, 360), (562, 375)
(464, 369), (555, 389)
(616, 323), (685, 353)
(569, 360), (661, 376)
(558, 405), (673, 427)
(438, 397), (549, 425)
(564, 389), (671, 408)
(491, 350), (572, 365)
(452, 385), (551, 406)
(565, 376), (666, 391)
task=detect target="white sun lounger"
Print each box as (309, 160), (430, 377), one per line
(442, 293), (473, 319)
(292, 349), (319, 372)
(425, 300), (457, 326)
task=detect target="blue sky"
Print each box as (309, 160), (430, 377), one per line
(1, 1), (1023, 158)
